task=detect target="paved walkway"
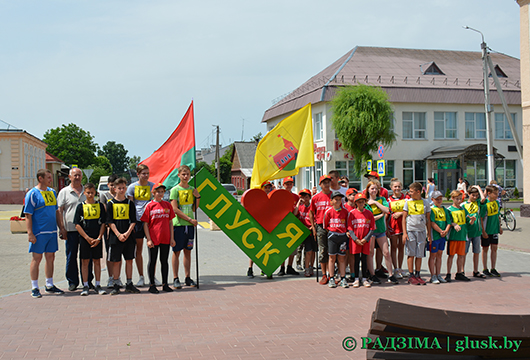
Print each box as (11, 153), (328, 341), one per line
(1, 204), (530, 359)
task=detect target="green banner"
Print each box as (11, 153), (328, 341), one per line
(194, 168), (310, 276)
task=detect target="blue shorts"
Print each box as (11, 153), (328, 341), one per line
(172, 226), (195, 252)
(429, 238), (446, 253)
(29, 233), (59, 254)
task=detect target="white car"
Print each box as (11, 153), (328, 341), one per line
(222, 184), (238, 197)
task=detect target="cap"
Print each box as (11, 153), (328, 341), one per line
(319, 175), (331, 184)
(153, 183), (166, 191)
(364, 171), (380, 180)
(261, 181), (272, 188)
(346, 188), (356, 196)
(431, 190), (443, 199)
(331, 190), (345, 199)
(283, 176), (294, 184)
(298, 188), (311, 196)
(354, 193), (367, 202)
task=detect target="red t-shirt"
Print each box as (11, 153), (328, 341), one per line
(310, 191), (332, 224)
(323, 206), (348, 233)
(344, 203), (355, 213)
(347, 208), (375, 255)
(140, 200), (176, 245)
(386, 193), (409, 235)
(297, 203), (312, 229)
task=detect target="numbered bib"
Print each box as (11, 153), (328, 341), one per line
(113, 203), (129, 220)
(370, 200), (382, 216)
(41, 191), (57, 206)
(134, 186), (151, 201)
(432, 207), (446, 222)
(464, 202), (479, 216)
(390, 200), (405, 213)
(486, 201), (499, 216)
(178, 189), (194, 206)
(83, 203), (100, 220)
(408, 200), (425, 215)
(452, 209), (466, 225)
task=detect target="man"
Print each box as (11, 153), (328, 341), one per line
(25, 169), (67, 298)
(57, 167), (92, 291)
(329, 170), (347, 196)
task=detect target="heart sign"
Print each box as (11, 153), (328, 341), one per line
(241, 189), (295, 233)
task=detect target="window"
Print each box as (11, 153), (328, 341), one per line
(315, 161), (323, 189)
(403, 160), (426, 189)
(495, 160), (516, 188)
(314, 112), (323, 140)
(403, 112), (426, 139)
(495, 113), (515, 139)
(466, 161), (488, 188)
(303, 167), (314, 190)
(465, 113), (486, 139)
(434, 112), (457, 139)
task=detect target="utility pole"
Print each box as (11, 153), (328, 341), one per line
(214, 125), (220, 181)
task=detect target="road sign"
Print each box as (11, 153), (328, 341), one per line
(377, 160), (385, 176)
(82, 169), (94, 181)
(378, 145), (384, 159)
(367, 160), (372, 172)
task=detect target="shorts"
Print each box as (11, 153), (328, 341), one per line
(134, 222), (145, 239)
(466, 236), (481, 254)
(28, 233), (59, 254)
(80, 236), (103, 259)
(429, 238), (446, 253)
(327, 233), (348, 256)
(108, 238), (136, 262)
(350, 238), (370, 255)
(481, 234), (499, 247)
(449, 240), (466, 256)
(316, 224), (329, 263)
(173, 226), (195, 252)
(405, 230), (427, 258)
(303, 233), (318, 253)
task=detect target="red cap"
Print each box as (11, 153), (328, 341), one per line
(364, 171), (380, 180)
(261, 181), (272, 188)
(346, 188), (357, 196)
(283, 176), (294, 184)
(299, 188), (311, 196)
(354, 193), (367, 202)
(319, 175), (331, 184)
(153, 183), (166, 191)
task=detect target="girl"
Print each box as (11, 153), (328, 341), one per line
(386, 178), (409, 279)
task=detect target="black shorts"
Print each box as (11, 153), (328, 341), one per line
(303, 233), (318, 253)
(328, 233), (348, 256)
(481, 234), (499, 247)
(172, 226), (195, 252)
(134, 222), (145, 239)
(108, 238), (136, 262)
(79, 236), (103, 260)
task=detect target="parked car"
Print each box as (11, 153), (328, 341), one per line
(222, 184), (238, 197)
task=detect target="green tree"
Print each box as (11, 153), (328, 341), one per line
(251, 132), (262, 143)
(99, 141), (129, 174)
(43, 123), (98, 168)
(218, 144), (234, 183)
(330, 84), (395, 174)
(81, 156), (113, 184)
(128, 155), (141, 170)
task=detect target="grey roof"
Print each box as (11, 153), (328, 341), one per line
(425, 144), (504, 161)
(232, 141), (257, 169)
(201, 145), (231, 164)
(262, 46), (521, 122)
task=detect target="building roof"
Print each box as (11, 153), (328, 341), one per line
(201, 145), (231, 164)
(231, 141), (257, 169)
(45, 152), (65, 164)
(263, 46), (521, 122)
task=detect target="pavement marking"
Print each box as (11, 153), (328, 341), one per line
(198, 221), (210, 229)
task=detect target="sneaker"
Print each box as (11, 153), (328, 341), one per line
(45, 285), (65, 295)
(148, 285), (159, 294)
(346, 275), (355, 283)
(408, 275), (419, 285)
(107, 278), (114, 288)
(154, 278), (162, 286)
(387, 275), (399, 285)
(304, 268), (310, 277)
(286, 265), (300, 275)
(319, 274), (329, 285)
(430, 276), (440, 284)
(68, 284), (77, 291)
(125, 283), (141, 294)
(490, 269), (501, 277)
(483, 269), (492, 277)
(110, 284), (120, 295)
(247, 268), (254, 279)
(328, 278), (337, 288)
(416, 276), (426, 285)
(173, 278), (182, 289)
(296, 265), (304, 271)
(437, 274), (447, 283)
(162, 284), (173, 292)
(445, 273), (452, 283)
(404, 271), (411, 278)
(363, 279), (372, 288)
(340, 278), (349, 288)
(95, 285), (107, 295)
(473, 271), (486, 279)
(80, 286), (89, 296)
(136, 276), (145, 287)
(185, 277), (196, 287)
(396, 269), (404, 279)
(309, 267), (314, 276)
(455, 273), (470, 281)
(353, 279), (360, 288)
(277, 266), (286, 276)
(375, 269), (388, 279)
(370, 275), (381, 285)
(31, 288), (42, 298)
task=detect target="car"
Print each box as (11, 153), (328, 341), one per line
(222, 183), (238, 197)
(97, 176), (109, 194)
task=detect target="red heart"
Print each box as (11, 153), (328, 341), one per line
(242, 189), (295, 233)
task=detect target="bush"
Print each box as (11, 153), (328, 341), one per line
(237, 190), (244, 195)
(445, 188), (451, 201)
(514, 187), (519, 198)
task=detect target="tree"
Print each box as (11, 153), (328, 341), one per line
(81, 156), (113, 184)
(218, 144), (234, 183)
(330, 84), (395, 174)
(99, 141), (130, 174)
(43, 123), (98, 168)
(128, 155), (141, 170)
(251, 132), (263, 143)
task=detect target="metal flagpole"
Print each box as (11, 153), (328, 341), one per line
(194, 174), (199, 289)
(313, 165), (319, 283)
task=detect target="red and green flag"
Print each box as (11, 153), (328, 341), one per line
(140, 101), (196, 189)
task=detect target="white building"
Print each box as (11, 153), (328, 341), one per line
(262, 46), (522, 195)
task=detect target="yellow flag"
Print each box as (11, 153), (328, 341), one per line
(250, 104), (314, 188)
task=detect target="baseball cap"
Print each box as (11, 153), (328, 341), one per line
(346, 188), (357, 196)
(283, 176), (294, 184)
(364, 171), (380, 180)
(431, 190), (443, 199)
(319, 175), (331, 184)
(331, 190), (344, 199)
(298, 188), (311, 196)
(261, 181), (272, 188)
(153, 183), (166, 191)
(354, 193), (367, 202)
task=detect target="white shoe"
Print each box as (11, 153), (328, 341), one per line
(154, 278), (162, 286)
(395, 269), (403, 279)
(352, 279), (360, 288)
(430, 276), (440, 284)
(136, 276), (145, 287)
(363, 279), (371, 288)
(437, 274), (447, 283)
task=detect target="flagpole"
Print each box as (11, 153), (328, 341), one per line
(313, 165), (319, 283)
(192, 100), (200, 290)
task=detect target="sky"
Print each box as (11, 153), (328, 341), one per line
(0, 0), (522, 162)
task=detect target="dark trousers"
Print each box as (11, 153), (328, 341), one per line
(66, 232), (93, 287)
(148, 244), (170, 285)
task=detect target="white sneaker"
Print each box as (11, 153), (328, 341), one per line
(340, 278), (349, 288)
(352, 279), (360, 288)
(136, 276), (145, 287)
(395, 269), (403, 279)
(328, 278), (337, 288)
(430, 276), (440, 284)
(437, 274), (447, 283)
(363, 279), (371, 288)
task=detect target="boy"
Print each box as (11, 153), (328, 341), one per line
(481, 185), (503, 277)
(141, 183), (176, 293)
(99, 174), (121, 288)
(402, 182), (431, 285)
(323, 191), (349, 288)
(170, 165), (200, 289)
(309, 175), (332, 285)
(74, 183), (107, 296)
(428, 191), (451, 284)
(127, 164), (154, 287)
(107, 177), (140, 295)
(293, 189), (317, 277)
(463, 185), (487, 278)
(347, 193), (374, 288)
